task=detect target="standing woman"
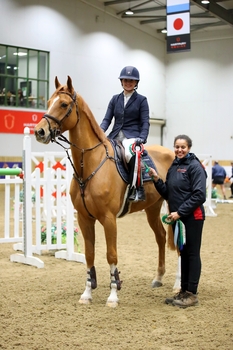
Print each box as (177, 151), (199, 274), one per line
(100, 66), (150, 201)
(149, 135), (206, 308)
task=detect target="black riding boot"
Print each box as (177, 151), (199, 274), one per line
(127, 156), (145, 202)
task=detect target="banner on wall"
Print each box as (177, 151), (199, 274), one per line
(0, 109), (44, 134)
(167, 0), (190, 53)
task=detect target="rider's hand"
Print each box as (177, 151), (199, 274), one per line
(135, 138), (144, 146)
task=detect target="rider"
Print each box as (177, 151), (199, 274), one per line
(100, 66), (150, 201)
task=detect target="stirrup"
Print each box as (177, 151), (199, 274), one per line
(128, 186), (145, 202)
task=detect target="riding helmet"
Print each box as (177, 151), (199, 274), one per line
(118, 66), (140, 81)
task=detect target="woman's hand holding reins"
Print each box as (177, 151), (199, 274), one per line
(148, 167), (159, 182)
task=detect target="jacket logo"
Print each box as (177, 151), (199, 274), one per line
(177, 168), (187, 173)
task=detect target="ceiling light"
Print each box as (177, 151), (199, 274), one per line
(201, 0), (210, 4)
(125, 8), (134, 15)
(161, 28), (167, 34)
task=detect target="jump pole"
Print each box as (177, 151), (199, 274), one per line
(10, 127), (44, 268)
(0, 168), (23, 176)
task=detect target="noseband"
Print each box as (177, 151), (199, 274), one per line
(43, 90), (77, 140)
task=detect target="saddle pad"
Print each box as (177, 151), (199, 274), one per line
(110, 139), (157, 184)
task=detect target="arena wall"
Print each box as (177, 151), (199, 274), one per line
(0, 0), (233, 160)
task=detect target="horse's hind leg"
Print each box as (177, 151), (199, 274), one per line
(78, 214), (97, 305)
(145, 202), (166, 288)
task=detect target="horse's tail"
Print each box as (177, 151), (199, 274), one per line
(167, 224), (176, 250)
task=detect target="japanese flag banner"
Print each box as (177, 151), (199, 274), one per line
(167, 12), (190, 36)
(166, 0), (190, 53)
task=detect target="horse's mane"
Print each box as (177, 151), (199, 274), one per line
(52, 84), (108, 145)
(76, 93), (108, 145)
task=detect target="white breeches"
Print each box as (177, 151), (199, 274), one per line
(122, 138), (136, 163)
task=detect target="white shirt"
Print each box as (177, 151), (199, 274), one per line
(124, 92), (133, 107)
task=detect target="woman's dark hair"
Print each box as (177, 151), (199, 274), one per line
(174, 134), (192, 148)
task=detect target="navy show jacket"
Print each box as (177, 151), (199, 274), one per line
(100, 91), (150, 143)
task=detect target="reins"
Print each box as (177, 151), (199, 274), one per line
(42, 90), (115, 218)
(54, 133), (113, 190)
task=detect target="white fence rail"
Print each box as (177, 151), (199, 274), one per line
(199, 154), (217, 217)
(0, 128), (85, 268)
(0, 175), (23, 243)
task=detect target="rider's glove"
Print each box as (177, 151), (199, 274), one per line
(135, 138), (144, 146)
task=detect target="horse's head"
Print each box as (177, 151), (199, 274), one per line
(34, 76), (78, 144)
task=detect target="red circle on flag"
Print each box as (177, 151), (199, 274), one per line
(173, 18), (183, 31)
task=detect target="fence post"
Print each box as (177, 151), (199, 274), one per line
(10, 127), (44, 268)
(199, 154), (217, 217)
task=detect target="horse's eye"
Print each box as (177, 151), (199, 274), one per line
(61, 102), (68, 108)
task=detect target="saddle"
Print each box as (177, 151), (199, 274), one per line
(109, 139), (158, 218)
(110, 139), (157, 184)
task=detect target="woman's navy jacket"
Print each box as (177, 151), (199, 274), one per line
(154, 153), (207, 220)
(212, 163), (226, 178)
(100, 91), (150, 143)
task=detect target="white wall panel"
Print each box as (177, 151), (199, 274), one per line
(165, 38), (233, 159)
(0, 0), (233, 160)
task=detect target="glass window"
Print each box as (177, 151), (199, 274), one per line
(0, 44), (49, 109)
(28, 49), (38, 79)
(17, 47), (28, 78)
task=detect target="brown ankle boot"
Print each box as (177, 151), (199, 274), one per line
(172, 291), (198, 308)
(165, 291), (185, 305)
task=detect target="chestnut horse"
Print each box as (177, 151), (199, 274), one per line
(34, 76), (175, 307)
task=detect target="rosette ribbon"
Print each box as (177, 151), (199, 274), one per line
(162, 214), (186, 251)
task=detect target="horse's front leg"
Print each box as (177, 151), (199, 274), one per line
(102, 215), (122, 308)
(78, 214), (97, 305)
(106, 264), (122, 308)
(79, 266), (97, 305)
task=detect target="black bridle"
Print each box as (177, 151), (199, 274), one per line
(43, 90), (77, 141)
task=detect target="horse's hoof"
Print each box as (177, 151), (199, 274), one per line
(78, 298), (92, 305)
(106, 301), (118, 308)
(151, 280), (163, 288)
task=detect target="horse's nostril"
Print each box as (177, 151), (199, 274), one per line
(37, 128), (45, 137)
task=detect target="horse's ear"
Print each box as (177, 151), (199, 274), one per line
(67, 76), (74, 93)
(55, 76), (61, 89)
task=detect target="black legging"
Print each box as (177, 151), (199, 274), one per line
(179, 218), (204, 294)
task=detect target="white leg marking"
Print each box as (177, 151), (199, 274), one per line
(79, 282), (92, 305)
(106, 264), (119, 308)
(173, 255), (181, 291)
(79, 270), (93, 305)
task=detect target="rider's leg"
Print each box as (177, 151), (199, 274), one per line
(122, 138), (135, 163)
(122, 138), (145, 201)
